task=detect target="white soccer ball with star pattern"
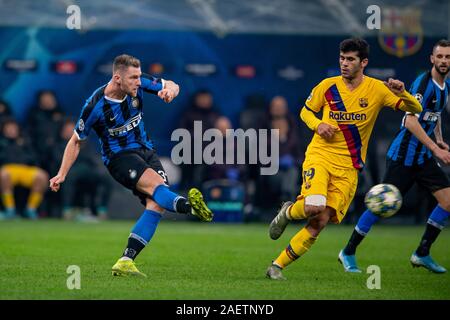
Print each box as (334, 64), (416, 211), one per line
(364, 184), (402, 218)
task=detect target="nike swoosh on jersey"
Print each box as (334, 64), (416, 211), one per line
(329, 100), (341, 104)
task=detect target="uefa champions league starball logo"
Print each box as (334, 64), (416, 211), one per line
(78, 119), (85, 131)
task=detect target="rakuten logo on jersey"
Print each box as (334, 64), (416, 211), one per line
(329, 111), (367, 122)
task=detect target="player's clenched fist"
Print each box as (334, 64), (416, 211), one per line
(157, 89), (173, 103)
(49, 175), (65, 192)
(437, 140), (450, 151)
(383, 78), (405, 95)
(317, 123), (339, 141)
(433, 147), (450, 165)
(158, 80), (179, 103)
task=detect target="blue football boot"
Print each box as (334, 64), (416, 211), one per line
(338, 249), (362, 273)
(410, 253), (447, 274)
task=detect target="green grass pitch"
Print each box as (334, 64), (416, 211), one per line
(0, 220), (449, 300)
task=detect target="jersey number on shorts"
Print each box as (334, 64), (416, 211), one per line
(158, 170), (168, 183)
(303, 168), (315, 190)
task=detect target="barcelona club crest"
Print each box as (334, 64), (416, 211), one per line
(378, 7), (423, 58)
(359, 98), (369, 108)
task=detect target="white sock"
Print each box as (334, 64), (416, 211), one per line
(119, 257), (132, 261)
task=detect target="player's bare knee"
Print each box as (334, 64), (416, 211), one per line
(306, 213), (330, 236)
(304, 205), (325, 216)
(32, 169), (49, 191)
(36, 169), (49, 184)
(304, 195), (326, 216)
(438, 199), (450, 212)
(0, 169), (11, 188)
(137, 169), (165, 196)
(305, 221), (325, 237)
(145, 198), (164, 213)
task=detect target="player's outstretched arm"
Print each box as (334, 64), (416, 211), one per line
(49, 133), (83, 192)
(404, 114), (450, 165)
(157, 80), (180, 103)
(383, 78), (423, 114)
(300, 106), (321, 131)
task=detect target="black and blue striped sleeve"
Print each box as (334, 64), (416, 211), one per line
(140, 73), (164, 94)
(409, 72), (431, 104)
(75, 93), (101, 140)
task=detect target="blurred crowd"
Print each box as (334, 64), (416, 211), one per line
(0, 91), (112, 221)
(177, 89), (308, 220)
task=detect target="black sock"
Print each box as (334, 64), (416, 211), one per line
(175, 197), (191, 214)
(122, 237), (146, 260)
(415, 223), (441, 257)
(343, 229), (365, 255)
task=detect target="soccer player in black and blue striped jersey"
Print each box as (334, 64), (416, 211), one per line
(50, 54), (213, 277)
(339, 40), (450, 273)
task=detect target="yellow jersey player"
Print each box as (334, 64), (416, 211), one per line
(266, 38), (423, 280)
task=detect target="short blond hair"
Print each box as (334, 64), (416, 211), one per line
(113, 54), (141, 73)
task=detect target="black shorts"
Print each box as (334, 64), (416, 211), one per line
(107, 148), (169, 206)
(383, 158), (450, 196)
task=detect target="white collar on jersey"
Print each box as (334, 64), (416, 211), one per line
(432, 78), (446, 91)
(104, 94), (128, 103)
(104, 82), (128, 102)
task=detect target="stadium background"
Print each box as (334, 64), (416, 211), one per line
(0, 0), (449, 221)
(1, 0), (450, 302)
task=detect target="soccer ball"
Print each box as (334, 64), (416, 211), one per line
(364, 184), (402, 218)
